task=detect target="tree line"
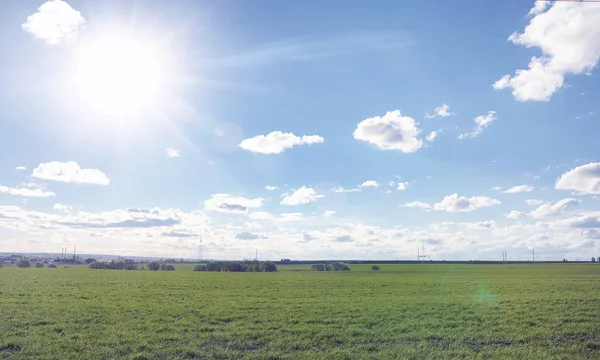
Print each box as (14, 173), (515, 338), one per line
(89, 261), (175, 271)
(311, 262), (350, 271)
(194, 261), (277, 272)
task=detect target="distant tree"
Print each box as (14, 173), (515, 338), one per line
(165, 264), (175, 271)
(16, 259), (31, 268)
(147, 261), (160, 271)
(206, 262), (222, 272)
(592, 257), (596, 263)
(371, 265), (380, 271)
(35, 262), (44, 268)
(225, 262), (245, 272)
(85, 258), (97, 264)
(261, 261), (278, 272)
(311, 264), (332, 272)
(331, 262), (350, 271)
(193, 264), (207, 272)
(48, 264), (57, 268)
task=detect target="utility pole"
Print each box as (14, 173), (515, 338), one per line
(532, 249), (535, 262)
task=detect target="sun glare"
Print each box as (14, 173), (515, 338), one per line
(74, 35), (165, 117)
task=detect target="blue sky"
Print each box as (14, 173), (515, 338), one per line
(1, 0), (600, 260)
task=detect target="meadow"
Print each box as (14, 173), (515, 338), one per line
(1, 264), (600, 359)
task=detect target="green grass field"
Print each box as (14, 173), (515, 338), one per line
(1, 264), (600, 359)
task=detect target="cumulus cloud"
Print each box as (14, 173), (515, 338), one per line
(15, 166), (27, 171)
(249, 211), (274, 220)
(507, 198), (580, 220)
(396, 182), (408, 191)
(234, 231), (267, 240)
(265, 185), (278, 191)
(458, 111), (496, 139)
(299, 231), (317, 243)
(555, 162), (600, 194)
(433, 193), (500, 212)
(332, 235), (354, 243)
(505, 210), (528, 220)
(165, 147), (180, 158)
(493, 2), (600, 101)
(353, 110), (423, 153)
(238, 131), (324, 154)
(0, 185), (55, 198)
(53, 203), (72, 213)
(324, 210), (336, 217)
(359, 180), (380, 188)
(280, 186), (323, 206)
(425, 131), (438, 142)
(57, 207), (188, 229)
(425, 104), (453, 119)
(503, 185), (534, 194)
(204, 194), (264, 213)
(530, 198), (580, 218)
(21, 0), (85, 45)
(32, 161), (110, 185)
(401, 201), (431, 209)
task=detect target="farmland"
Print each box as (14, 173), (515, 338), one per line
(1, 264), (600, 359)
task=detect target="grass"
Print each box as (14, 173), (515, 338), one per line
(1, 264), (600, 359)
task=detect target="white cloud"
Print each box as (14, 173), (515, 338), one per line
(32, 161), (110, 185)
(528, 1), (549, 17)
(234, 231), (267, 240)
(238, 131), (324, 154)
(433, 193), (500, 212)
(458, 111), (496, 139)
(525, 199), (544, 206)
(530, 198), (580, 218)
(491, 186), (502, 191)
(15, 166), (27, 171)
(280, 186), (323, 206)
(506, 210), (528, 220)
(331, 187), (361, 193)
(503, 185), (534, 194)
(359, 180), (380, 188)
(353, 110), (423, 153)
(249, 211), (274, 220)
(21, 0), (85, 45)
(493, 2), (600, 101)
(165, 147), (180, 158)
(53, 203), (72, 213)
(324, 210), (336, 217)
(555, 162), (600, 194)
(396, 182), (407, 191)
(507, 198), (580, 220)
(425, 131), (438, 141)
(425, 104), (453, 119)
(0, 185), (55, 198)
(265, 185), (278, 191)
(204, 194), (264, 213)
(401, 201), (431, 209)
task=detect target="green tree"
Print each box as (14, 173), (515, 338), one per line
(371, 265), (380, 271)
(147, 261), (160, 271)
(261, 261), (278, 272)
(35, 262), (44, 268)
(16, 259), (31, 268)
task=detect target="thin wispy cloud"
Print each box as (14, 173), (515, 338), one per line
(205, 32), (413, 68)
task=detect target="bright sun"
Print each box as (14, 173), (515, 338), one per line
(74, 35), (165, 117)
